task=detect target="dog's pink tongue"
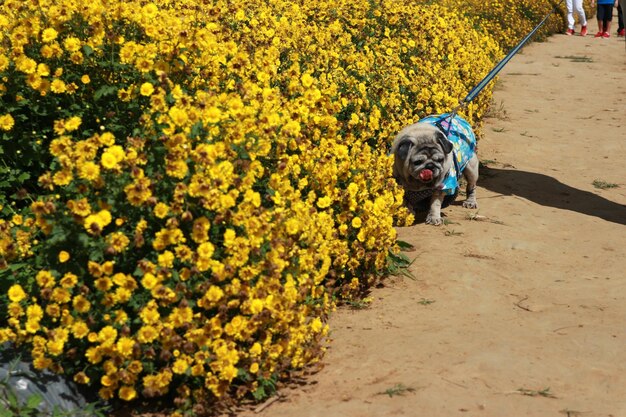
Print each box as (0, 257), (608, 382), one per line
(419, 169), (433, 181)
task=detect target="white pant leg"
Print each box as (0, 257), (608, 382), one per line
(573, 0), (587, 26)
(566, 0), (575, 29)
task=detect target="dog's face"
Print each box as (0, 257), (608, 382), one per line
(391, 123), (453, 191)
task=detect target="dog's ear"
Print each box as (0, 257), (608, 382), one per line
(436, 131), (453, 154)
(394, 137), (413, 160)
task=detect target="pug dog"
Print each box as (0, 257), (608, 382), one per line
(391, 114), (479, 225)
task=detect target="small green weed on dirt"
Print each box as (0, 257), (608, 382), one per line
(592, 180), (619, 189)
(555, 55), (593, 62)
(377, 384), (416, 397)
(345, 298), (373, 310)
(517, 387), (557, 398)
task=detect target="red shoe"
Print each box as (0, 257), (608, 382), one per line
(566, 28), (575, 35)
(594, 31), (604, 38)
(580, 26), (588, 36)
(618, 28), (626, 37)
(602, 32), (610, 38)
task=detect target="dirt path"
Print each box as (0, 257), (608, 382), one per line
(236, 22), (626, 417)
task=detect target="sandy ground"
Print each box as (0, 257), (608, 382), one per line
(234, 19), (626, 417)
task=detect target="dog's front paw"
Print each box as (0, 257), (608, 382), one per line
(425, 214), (444, 226)
(462, 199), (478, 209)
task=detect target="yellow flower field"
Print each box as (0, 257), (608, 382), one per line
(0, 0), (566, 413)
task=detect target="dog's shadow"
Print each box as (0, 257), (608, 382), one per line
(479, 166), (626, 226)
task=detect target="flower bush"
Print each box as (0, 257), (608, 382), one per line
(432, 0), (566, 51)
(0, 0), (550, 412)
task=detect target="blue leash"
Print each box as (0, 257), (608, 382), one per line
(442, 0), (565, 134)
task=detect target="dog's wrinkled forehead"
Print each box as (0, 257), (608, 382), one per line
(396, 123), (441, 143)
(392, 123), (451, 159)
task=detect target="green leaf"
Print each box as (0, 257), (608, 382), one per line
(82, 45), (94, 57)
(25, 394), (43, 410)
(6, 389), (18, 409)
(396, 240), (414, 250)
(252, 385), (266, 401)
(94, 85), (118, 101)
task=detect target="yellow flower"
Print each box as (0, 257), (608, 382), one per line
(50, 79), (67, 94)
(168, 106), (188, 127)
(157, 251), (174, 268)
(310, 317), (323, 333)
(71, 321), (89, 339)
(119, 386), (137, 401)
(137, 325), (158, 343)
(249, 342), (262, 356)
(140, 273), (158, 290)
(73, 372), (90, 385)
(116, 337), (135, 357)
(41, 28), (58, 43)
(78, 161), (100, 181)
(80, 74), (90, 84)
(58, 250), (71, 263)
(284, 218), (299, 235)
(249, 298), (264, 314)
(205, 106), (221, 124)
(35, 270), (55, 288)
(172, 358), (190, 374)
(197, 242), (214, 259)
(98, 132), (115, 147)
(139, 303), (160, 324)
(153, 202), (169, 218)
(51, 287), (71, 303)
(106, 232), (130, 253)
(142, 3), (159, 18)
(98, 326), (118, 346)
(0, 114), (14, 131)
(101, 152), (118, 169)
(67, 198), (91, 217)
(301, 73), (315, 88)
(72, 295), (91, 313)
(127, 360), (143, 374)
(139, 82), (154, 96)
(8, 284), (26, 302)
(8, 302), (23, 318)
(15, 56), (37, 74)
(63, 37), (81, 52)
(204, 285), (223, 303)
(64, 116), (82, 131)
(84, 210), (112, 234)
(36, 63), (50, 77)
(59, 272), (78, 288)
(351, 217), (362, 228)
(85, 346), (101, 364)
(316, 196), (332, 209)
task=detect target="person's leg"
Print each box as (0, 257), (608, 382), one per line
(574, 0), (588, 35)
(574, 0), (587, 26)
(596, 6), (604, 35)
(602, 5), (613, 36)
(566, 0), (575, 31)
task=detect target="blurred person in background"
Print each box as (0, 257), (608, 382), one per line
(566, 0), (588, 35)
(591, 0), (617, 38)
(617, 1), (624, 36)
